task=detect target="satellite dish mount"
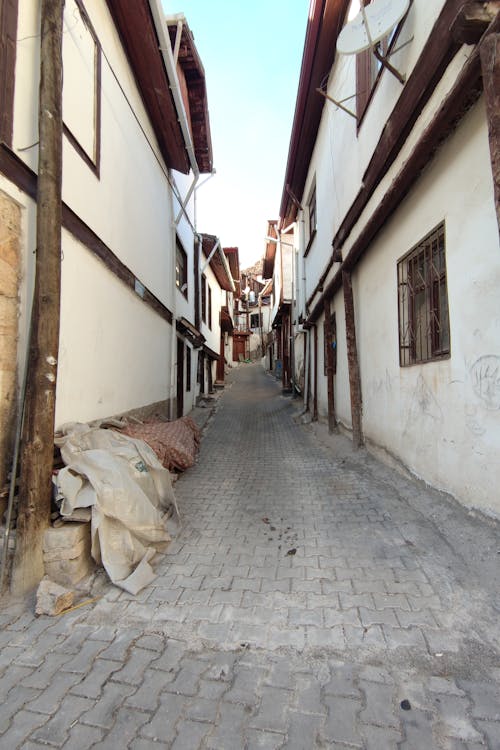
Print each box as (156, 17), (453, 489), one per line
(319, 0), (411, 118)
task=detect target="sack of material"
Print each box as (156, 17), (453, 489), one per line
(118, 416), (200, 472)
(54, 423), (177, 594)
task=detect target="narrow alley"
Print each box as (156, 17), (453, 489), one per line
(0, 364), (499, 749)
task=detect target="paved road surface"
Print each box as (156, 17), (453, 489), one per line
(1, 363), (499, 748)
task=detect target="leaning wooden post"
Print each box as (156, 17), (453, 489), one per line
(324, 297), (336, 433)
(342, 271), (363, 448)
(12, 0), (64, 594)
(479, 32), (500, 233)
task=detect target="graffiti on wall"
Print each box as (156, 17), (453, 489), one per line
(470, 355), (500, 410)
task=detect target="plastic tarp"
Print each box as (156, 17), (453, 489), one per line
(118, 416), (200, 472)
(54, 423), (177, 594)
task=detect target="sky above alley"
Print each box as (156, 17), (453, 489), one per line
(163, 0), (310, 269)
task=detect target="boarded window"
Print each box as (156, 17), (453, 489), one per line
(398, 223), (450, 366)
(63, 0), (101, 171)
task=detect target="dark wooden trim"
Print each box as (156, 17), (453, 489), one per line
(451, 1), (498, 44)
(313, 324), (318, 421)
(303, 228), (316, 258)
(342, 271), (363, 448)
(0, 143), (37, 198)
(63, 0), (101, 176)
(0, 0), (19, 146)
(0, 143), (173, 325)
(307, 12), (498, 325)
(194, 235), (201, 331)
(202, 344), (219, 361)
(480, 32), (500, 232)
(324, 297), (336, 433)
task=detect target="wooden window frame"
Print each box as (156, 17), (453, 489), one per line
(397, 223), (450, 367)
(304, 180), (317, 257)
(208, 285), (212, 330)
(201, 274), (207, 323)
(63, 0), (102, 176)
(176, 238), (188, 297)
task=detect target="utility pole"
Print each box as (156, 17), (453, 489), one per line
(12, 0), (64, 594)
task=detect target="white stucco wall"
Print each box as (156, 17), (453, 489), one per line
(56, 232), (172, 426)
(10, 0), (201, 426)
(352, 102), (500, 516)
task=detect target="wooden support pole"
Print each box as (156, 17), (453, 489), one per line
(342, 271), (363, 448)
(313, 324), (318, 421)
(12, 0), (64, 595)
(480, 32), (500, 233)
(324, 298), (336, 433)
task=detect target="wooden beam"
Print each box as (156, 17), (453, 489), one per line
(324, 298), (336, 433)
(451, 1), (500, 44)
(12, 0), (64, 595)
(480, 32), (500, 232)
(342, 271), (363, 448)
(313, 324), (318, 422)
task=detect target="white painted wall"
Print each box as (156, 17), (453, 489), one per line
(56, 232), (172, 426)
(10, 0), (201, 426)
(355, 102), (500, 516)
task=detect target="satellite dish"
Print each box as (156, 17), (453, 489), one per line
(337, 0), (410, 55)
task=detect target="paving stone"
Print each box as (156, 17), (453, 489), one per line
(0, 709), (48, 748)
(93, 707), (149, 748)
(359, 682), (399, 728)
(32, 694), (94, 746)
(111, 646), (157, 685)
(246, 728), (286, 749)
(0, 686), (40, 734)
(322, 695), (363, 746)
(164, 656), (208, 697)
(171, 719), (211, 749)
(249, 686), (290, 732)
(62, 723), (105, 749)
(80, 682), (136, 730)
(138, 693), (186, 743)
(27, 671), (83, 714)
(126, 667), (176, 711)
(205, 702), (248, 750)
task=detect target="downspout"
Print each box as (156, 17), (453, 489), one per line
(148, 3), (200, 420)
(299, 211), (309, 410)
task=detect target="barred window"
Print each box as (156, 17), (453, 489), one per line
(397, 224), (450, 366)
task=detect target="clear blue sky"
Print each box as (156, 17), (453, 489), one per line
(163, 0), (310, 268)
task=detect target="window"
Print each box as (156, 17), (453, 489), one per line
(201, 275), (207, 322)
(208, 286), (212, 329)
(186, 347), (191, 392)
(355, 0), (400, 122)
(62, 0), (101, 173)
(397, 223), (450, 366)
(305, 181), (317, 256)
(176, 239), (188, 296)
(250, 312), (262, 329)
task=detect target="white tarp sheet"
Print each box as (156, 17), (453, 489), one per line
(54, 423), (177, 594)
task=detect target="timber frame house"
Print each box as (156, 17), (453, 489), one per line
(0, 0), (220, 592)
(279, 0), (500, 517)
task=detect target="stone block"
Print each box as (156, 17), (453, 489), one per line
(43, 522), (90, 555)
(35, 577), (74, 616)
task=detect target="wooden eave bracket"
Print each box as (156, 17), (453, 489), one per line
(451, 1), (500, 44)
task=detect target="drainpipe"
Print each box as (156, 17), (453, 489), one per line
(148, 3), (201, 420)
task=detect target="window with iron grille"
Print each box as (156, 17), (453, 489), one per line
(397, 223), (450, 366)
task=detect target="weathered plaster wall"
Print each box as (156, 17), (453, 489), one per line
(354, 102), (500, 516)
(55, 231), (172, 427)
(0, 192), (21, 493)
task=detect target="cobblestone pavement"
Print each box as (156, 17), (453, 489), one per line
(1, 363), (500, 749)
